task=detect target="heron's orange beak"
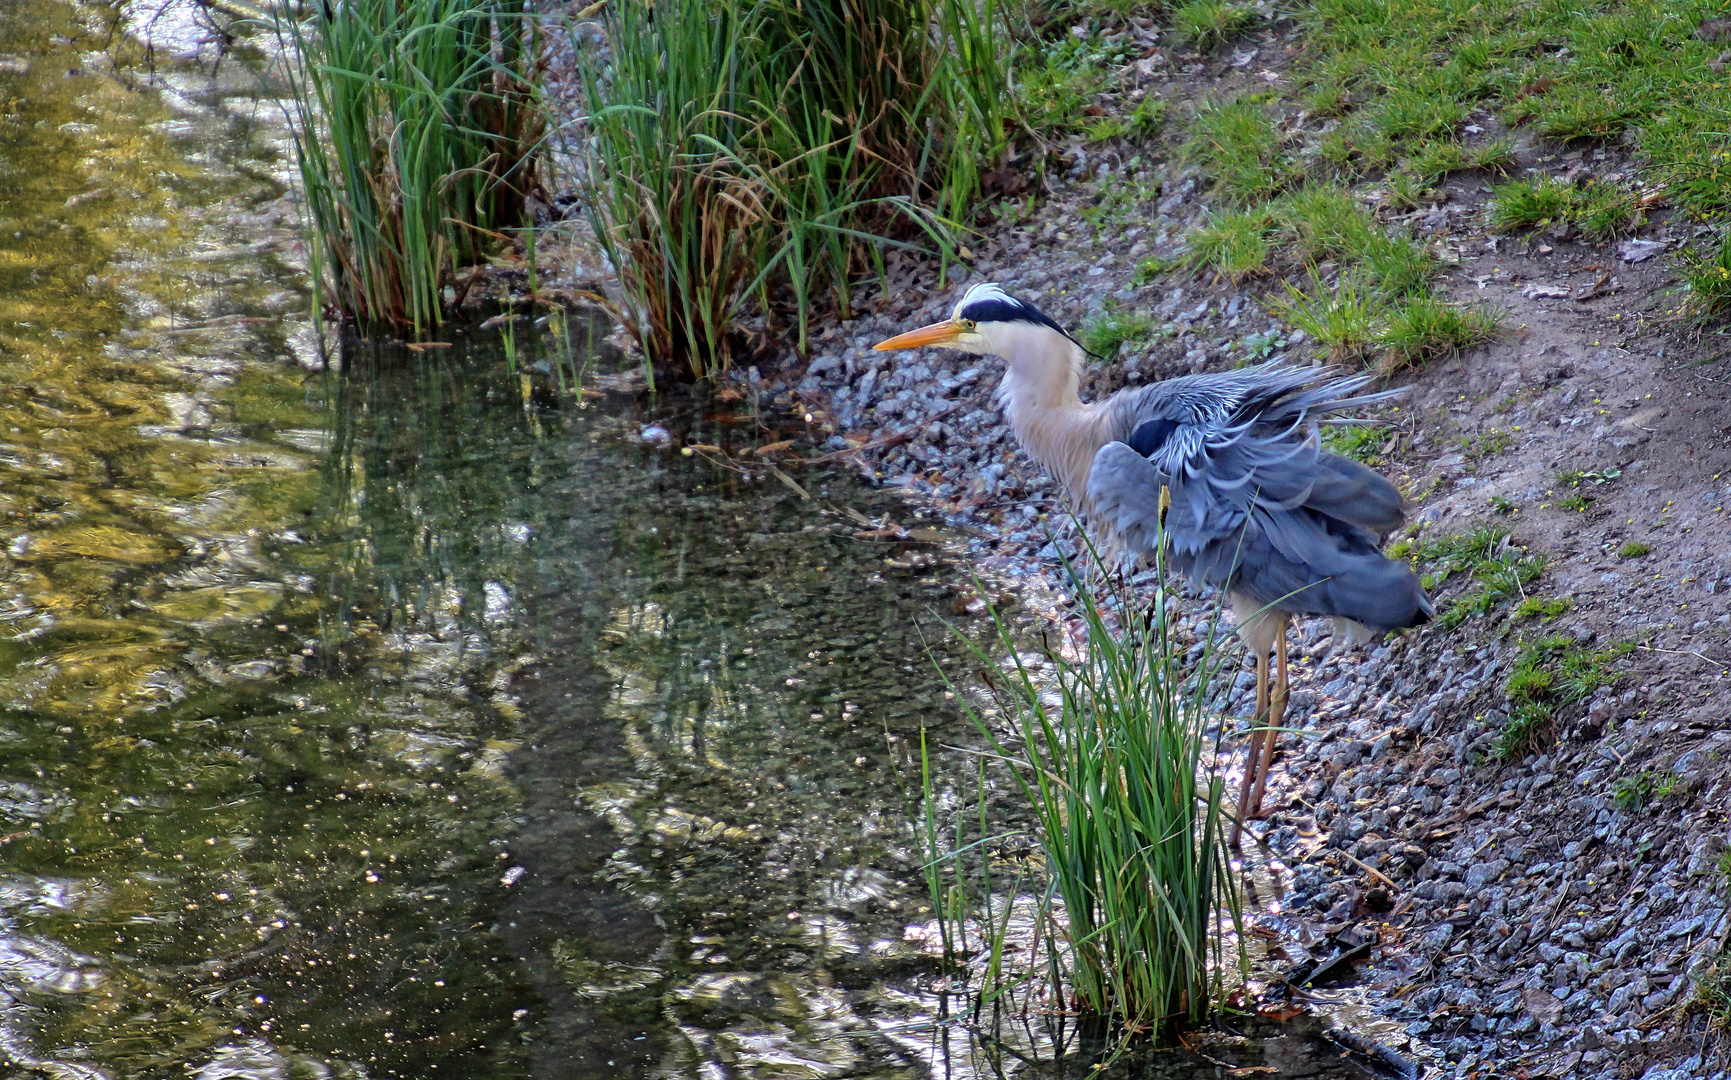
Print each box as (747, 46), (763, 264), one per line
(873, 320), (963, 351)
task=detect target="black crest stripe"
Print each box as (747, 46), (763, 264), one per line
(958, 295), (1089, 353)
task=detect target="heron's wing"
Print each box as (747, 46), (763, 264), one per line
(1089, 437), (1431, 632)
(1117, 365), (1408, 536)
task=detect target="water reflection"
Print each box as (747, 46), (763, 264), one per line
(0, 2), (537, 1073)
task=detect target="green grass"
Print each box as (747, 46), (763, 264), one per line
(1132, 255), (1183, 286)
(277, 0), (545, 335)
(1088, 94), (1167, 143)
(1080, 302), (1155, 356)
(580, 0), (1011, 379)
(1460, 428), (1513, 460)
(1273, 185), (1377, 264)
(1379, 294), (1501, 371)
(1492, 634), (1632, 760)
(1212, 179), (1495, 371)
(1554, 466), (1620, 511)
(925, 538), (1243, 1036)
(1292, 0), (1731, 213)
(1171, 0), (1255, 52)
(1321, 422), (1392, 464)
(1358, 235), (1438, 297)
(1688, 946), (1731, 1034)
(1186, 210), (1274, 280)
(1490, 177), (1646, 238)
(1267, 274), (1497, 368)
(1170, 0), (1731, 327)
(1613, 770), (1675, 813)
(1382, 171), (1434, 210)
(1399, 522), (1546, 631)
(1266, 273), (1378, 361)
(1618, 540), (1652, 558)
(1491, 703), (1554, 761)
(1182, 98), (1287, 206)
(1016, 38), (1108, 135)
(1679, 231), (1731, 324)
(1515, 596), (1572, 619)
(1488, 177), (1577, 232)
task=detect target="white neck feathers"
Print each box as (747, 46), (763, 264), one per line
(990, 323), (1111, 500)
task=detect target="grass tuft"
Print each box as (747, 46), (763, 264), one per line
(1492, 634), (1631, 760)
(1679, 232), (1731, 324)
(1186, 210), (1274, 280)
(1378, 295), (1501, 371)
(1182, 98), (1287, 206)
(1080, 302), (1155, 357)
(1404, 522), (1546, 630)
(1273, 185), (1376, 264)
(1267, 273), (1495, 370)
(580, 0), (1011, 379)
(1171, 0), (1255, 52)
(1321, 423), (1392, 464)
(925, 532), (1243, 1035)
(1492, 703), (1553, 761)
(1490, 177), (1645, 239)
(278, 0), (545, 335)
(1266, 274), (1377, 361)
(1489, 176), (1578, 233)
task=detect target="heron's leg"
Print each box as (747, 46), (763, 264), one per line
(1231, 650), (1270, 848)
(1248, 628), (1290, 819)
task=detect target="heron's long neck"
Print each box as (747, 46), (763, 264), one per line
(996, 329), (1113, 499)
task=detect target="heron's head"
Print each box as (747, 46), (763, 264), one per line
(872, 283), (1081, 365)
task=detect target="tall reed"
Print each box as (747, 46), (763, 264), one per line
(927, 528), (1244, 1040)
(278, 0), (545, 336)
(579, 0), (1012, 381)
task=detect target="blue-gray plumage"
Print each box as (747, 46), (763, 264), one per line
(874, 282), (1432, 845)
(1087, 367), (1432, 638)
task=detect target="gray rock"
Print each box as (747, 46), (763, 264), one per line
(1465, 859), (1509, 888)
(1617, 239), (1667, 263)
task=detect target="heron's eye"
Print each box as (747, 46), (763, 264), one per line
(958, 318), (976, 331)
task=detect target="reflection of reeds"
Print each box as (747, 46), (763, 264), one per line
(278, 0), (545, 335)
(925, 529), (1244, 1042)
(580, 0), (1011, 382)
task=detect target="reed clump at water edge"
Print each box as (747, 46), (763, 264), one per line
(277, 0), (546, 337)
(578, 0), (1013, 384)
(923, 527), (1246, 1046)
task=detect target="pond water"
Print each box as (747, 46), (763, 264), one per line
(0, 3), (1393, 1078)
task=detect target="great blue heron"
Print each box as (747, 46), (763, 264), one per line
(874, 282), (1432, 845)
